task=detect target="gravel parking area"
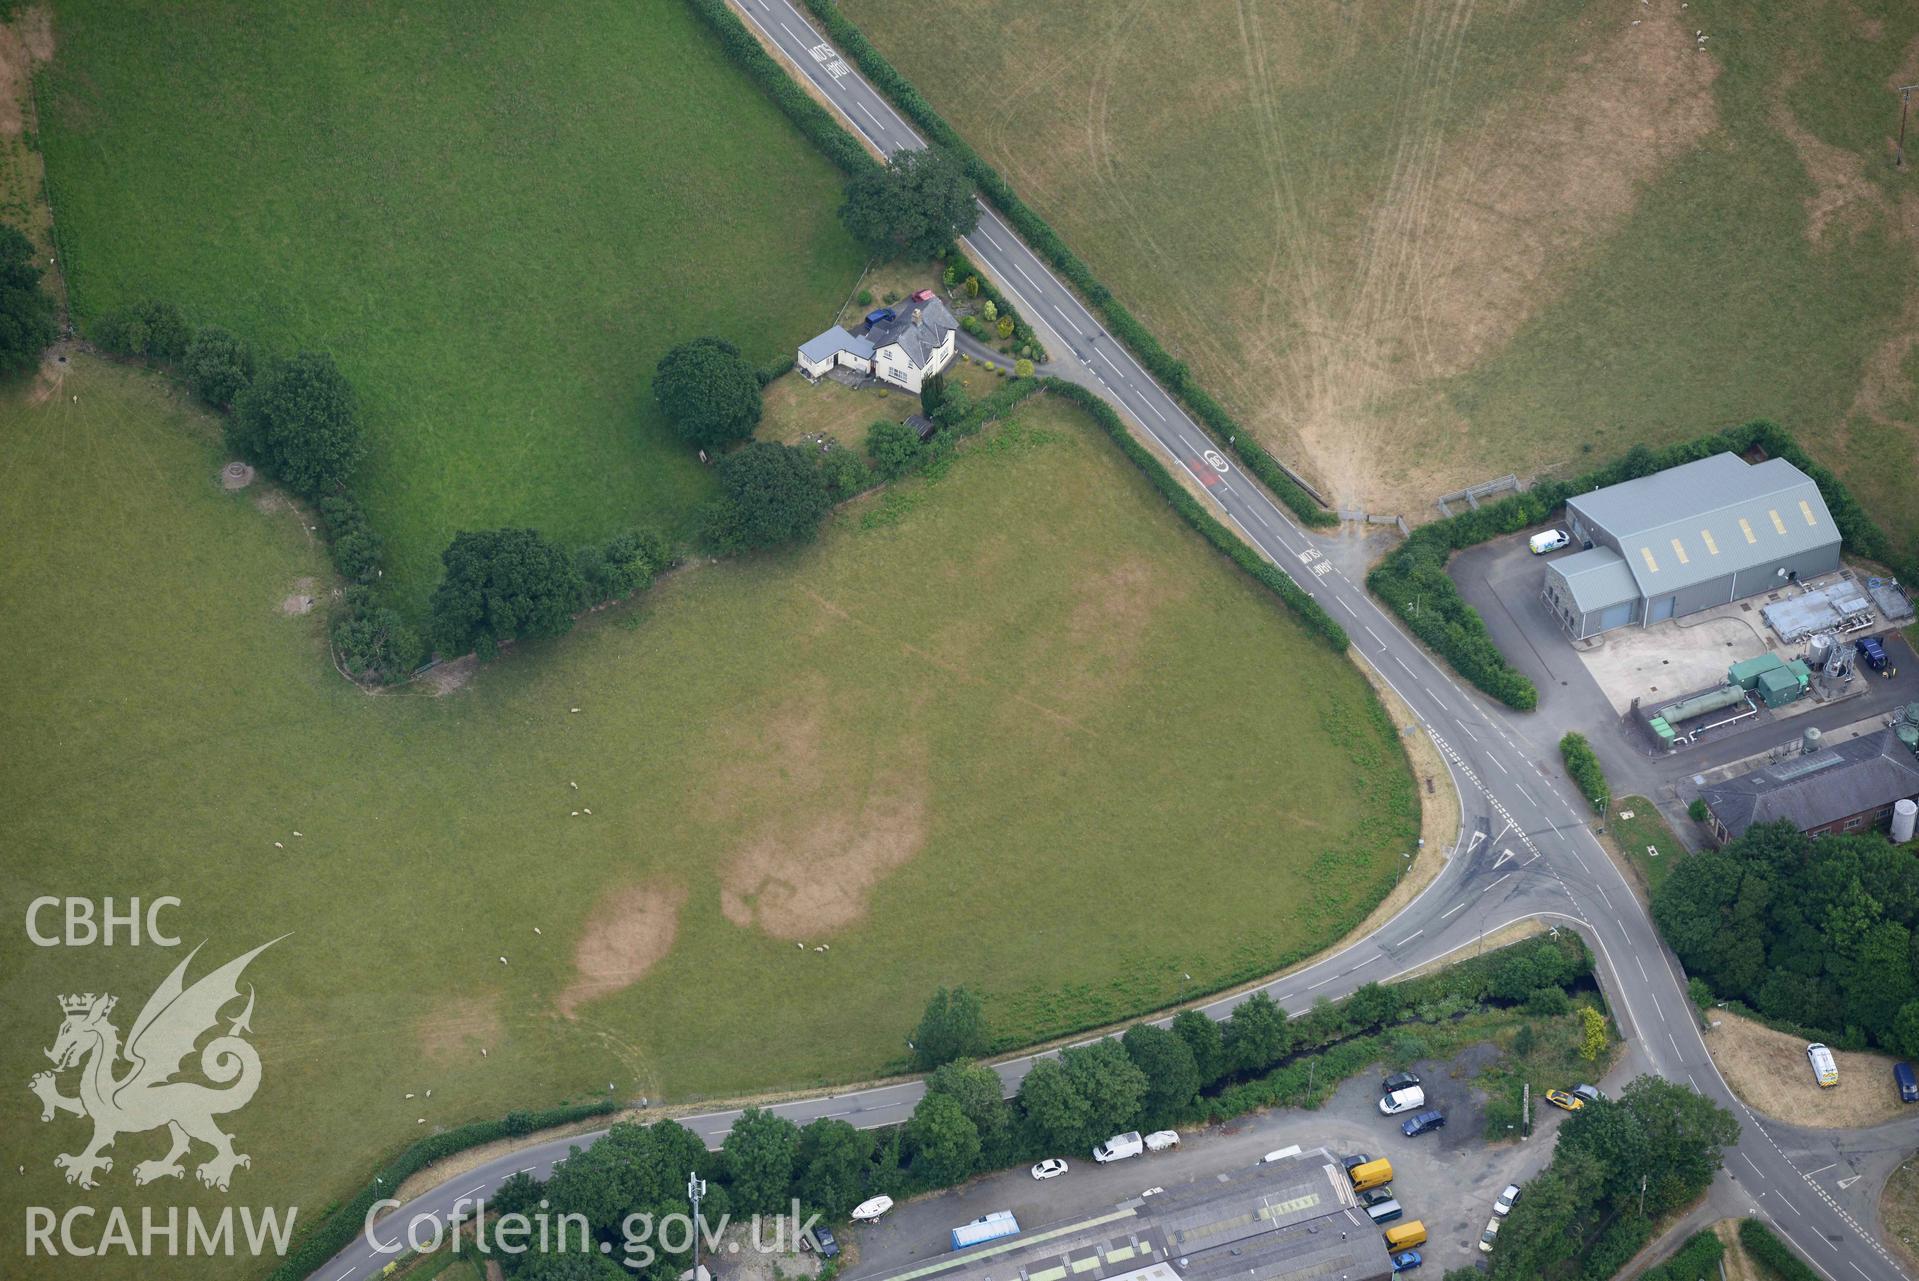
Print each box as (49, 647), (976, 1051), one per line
(842, 1045), (1572, 1279)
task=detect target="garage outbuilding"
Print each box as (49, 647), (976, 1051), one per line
(1541, 453), (1841, 640)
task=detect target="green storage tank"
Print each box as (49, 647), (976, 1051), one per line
(1904, 703), (1919, 727)
(1898, 723), (1919, 755)
(1756, 667), (1801, 708)
(1729, 653), (1786, 690)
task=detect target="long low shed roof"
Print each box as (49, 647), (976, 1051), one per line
(1550, 546), (1641, 614)
(1569, 453), (1838, 600)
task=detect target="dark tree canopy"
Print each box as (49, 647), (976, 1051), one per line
(703, 441), (834, 554)
(0, 224), (56, 377)
(1171, 1009), (1227, 1088)
(905, 1091), (981, 1187)
(93, 299), (190, 363)
(1653, 821), (1919, 1054)
(183, 325), (256, 407)
(229, 351), (365, 497)
(838, 147), (981, 261)
(912, 985), (988, 1071)
(653, 336), (762, 451)
(865, 418), (924, 481)
(724, 1107), (801, 1215)
(925, 1060), (1013, 1163)
(1015, 1057), (1094, 1155)
(1224, 992), (1293, 1073)
(1122, 1023), (1200, 1125)
(795, 1118), (872, 1219)
(429, 527), (585, 659)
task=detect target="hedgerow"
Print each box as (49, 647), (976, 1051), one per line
(795, 0), (1336, 528)
(264, 1100), (619, 1281)
(1559, 732), (1610, 814)
(1042, 380), (1347, 650)
(1641, 1229), (1725, 1281)
(681, 0), (876, 179)
(1738, 1217), (1819, 1281)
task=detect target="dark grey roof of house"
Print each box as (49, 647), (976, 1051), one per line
(868, 296), (956, 369)
(861, 1148), (1390, 1281)
(1702, 730), (1919, 840)
(1567, 453), (1839, 601)
(1549, 547), (1641, 614)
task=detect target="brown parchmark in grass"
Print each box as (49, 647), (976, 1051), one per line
(557, 880), (689, 1017)
(415, 993), (505, 1065)
(721, 740), (930, 940)
(1702, 1007), (1910, 1129)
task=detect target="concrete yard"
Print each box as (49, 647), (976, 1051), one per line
(841, 1048), (1572, 1281)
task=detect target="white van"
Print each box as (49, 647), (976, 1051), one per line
(1529, 529), (1571, 555)
(1378, 1086), (1426, 1115)
(1808, 1043), (1839, 1088)
(1094, 1131), (1144, 1163)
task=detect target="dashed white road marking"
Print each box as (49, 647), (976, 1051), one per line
(1396, 930), (1423, 945)
(1364, 625), (1385, 647)
(1441, 902), (1465, 919)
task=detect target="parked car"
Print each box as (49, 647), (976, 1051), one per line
(1808, 1043), (1840, 1088)
(1348, 1158), (1394, 1191)
(1390, 1250), (1423, 1273)
(1365, 1199), (1404, 1225)
(1493, 1184), (1521, 1216)
(1857, 636), (1889, 672)
(1382, 1072), (1421, 1094)
(1529, 529), (1571, 555)
(1400, 1110), (1445, 1137)
(1031, 1158), (1069, 1180)
(851, 1196), (893, 1222)
(1341, 1153), (1373, 1173)
(1896, 1062), (1918, 1103)
(1572, 1084), (1604, 1105)
(1379, 1086), (1426, 1115)
(1478, 1216), (1501, 1253)
(807, 1226), (840, 1260)
(1144, 1130), (1181, 1152)
(1359, 1186), (1397, 1209)
(1544, 1089), (1582, 1112)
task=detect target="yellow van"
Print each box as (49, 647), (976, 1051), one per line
(1383, 1221), (1427, 1251)
(1348, 1158), (1393, 1192)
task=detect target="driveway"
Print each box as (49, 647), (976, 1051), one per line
(843, 1045), (1572, 1280)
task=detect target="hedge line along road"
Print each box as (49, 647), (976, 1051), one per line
(309, 4), (1918, 1278)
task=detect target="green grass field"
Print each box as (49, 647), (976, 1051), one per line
(836, 0), (1919, 564)
(34, 0), (869, 615)
(0, 357), (1415, 1276)
(1608, 795), (1691, 899)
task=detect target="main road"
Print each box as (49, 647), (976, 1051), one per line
(312, 5), (1915, 1278)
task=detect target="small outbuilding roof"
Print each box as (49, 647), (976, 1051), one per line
(1701, 729), (1919, 841)
(798, 325), (874, 363)
(1550, 546), (1641, 614)
(1567, 453), (1838, 601)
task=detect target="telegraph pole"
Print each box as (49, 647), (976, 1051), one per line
(1898, 85), (1919, 169)
(688, 1171), (708, 1281)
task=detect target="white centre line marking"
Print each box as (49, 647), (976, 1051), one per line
(1396, 930), (1423, 945)
(1396, 656), (1416, 676)
(1745, 1155), (1767, 1180)
(1669, 1031), (1682, 1056)
(857, 101), (885, 132)
(1460, 723), (1479, 742)
(1013, 261), (1041, 289)
(1634, 955), (1648, 982)
(1364, 626), (1385, 647)
(1488, 873), (1512, 890)
(1441, 902), (1466, 919)
(1488, 756), (1510, 775)
(1306, 975), (1336, 991)
(1338, 598), (1357, 615)
(1775, 1191), (1801, 1217)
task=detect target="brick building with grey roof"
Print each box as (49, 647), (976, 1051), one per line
(1699, 729), (1919, 845)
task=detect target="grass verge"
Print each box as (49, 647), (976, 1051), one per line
(1606, 795), (1688, 900)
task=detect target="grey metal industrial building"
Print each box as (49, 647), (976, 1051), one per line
(1698, 729), (1919, 845)
(1540, 453), (1842, 639)
(871, 1148), (1393, 1281)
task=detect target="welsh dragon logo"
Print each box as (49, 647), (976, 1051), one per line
(29, 938), (282, 1192)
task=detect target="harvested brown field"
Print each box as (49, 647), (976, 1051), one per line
(1703, 1008), (1910, 1129)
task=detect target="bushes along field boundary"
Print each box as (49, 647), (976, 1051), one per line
(1738, 1217), (1820, 1281)
(1559, 732), (1610, 814)
(1368, 419), (1919, 710)
(264, 1100), (619, 1281)
(787, 0), (1337, 528)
